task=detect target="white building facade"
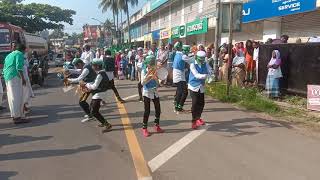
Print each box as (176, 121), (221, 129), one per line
(123, 0), (320, 47)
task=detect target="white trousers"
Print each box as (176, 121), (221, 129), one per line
(23, 75), (33, 106)
(6, 77), (24, 118)
(0, 79), (3, 105)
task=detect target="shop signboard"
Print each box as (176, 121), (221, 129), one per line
(144, 33), (152, 42)
(171, 25), (186, 39)
(186, 18), (208, 36)
(307, 85), (320, 111)
(243, 0), (317, 23)
(160, 28), (171, 39)
(151, 0), (169, 11)
(151, 29), (161, 40)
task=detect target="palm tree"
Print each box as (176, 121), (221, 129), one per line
(117, 0), (139, 44)
(99, 0), (119, 43)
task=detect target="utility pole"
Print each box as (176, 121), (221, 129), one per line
(226, 2), (234, 96)
(214, 0), (221, 81)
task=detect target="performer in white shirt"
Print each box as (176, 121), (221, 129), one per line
(188, 51), (212, 129)
(80, 44), (94, 65)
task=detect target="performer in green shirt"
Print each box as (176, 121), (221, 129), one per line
(3, 43), (29, 124)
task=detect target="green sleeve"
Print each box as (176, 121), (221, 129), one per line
(16, 52), (24, 71)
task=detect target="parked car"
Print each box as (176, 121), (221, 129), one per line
(54, 53), (64, 67)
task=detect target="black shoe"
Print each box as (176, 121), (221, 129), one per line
(102, 123), (112, 133)
(0, 106), (6, 110)
(13, 118), (31, 124)
(139, 98), (143, 102)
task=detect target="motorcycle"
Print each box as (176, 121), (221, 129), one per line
(29, 58), (44, 86)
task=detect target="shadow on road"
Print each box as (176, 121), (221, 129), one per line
(0, 145), (102, 162)
(0, 134), (52, 148)
(0, 171), (18, 180)
(207, 118), (292, 137)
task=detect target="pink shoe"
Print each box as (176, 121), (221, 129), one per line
(196, 119), (205, 126)
(142, 128), (150, 137)
(154, 125), (164, 133)
(192, 122), (198, 129)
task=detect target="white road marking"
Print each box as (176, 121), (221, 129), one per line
(123, 94), (139, 101)
(148, 126), (208, 172)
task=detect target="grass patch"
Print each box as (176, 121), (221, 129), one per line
(282, 95), (307, 107)
(206, 82), (280, 114)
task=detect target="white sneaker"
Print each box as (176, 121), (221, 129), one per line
(81, 117), (94, 123)
(84, 115), (89, 118)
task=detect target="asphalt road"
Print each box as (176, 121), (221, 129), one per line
(1, 69), (320, 180)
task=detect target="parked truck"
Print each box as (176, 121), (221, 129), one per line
(0, 23), (49, 85)
(0, 22), (48, 69)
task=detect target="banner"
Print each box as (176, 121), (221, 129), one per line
(308, 85), (320, 111)
(243, 0), (317, 23)
(152, 29), (161, 40)
(186, 18), (208, 36)
(160, 28), (171, 39)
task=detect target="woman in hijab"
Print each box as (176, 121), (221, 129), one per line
(244, 40), (255, 84)
(232, 48), (246, 88)
(266, 50), (282, 98)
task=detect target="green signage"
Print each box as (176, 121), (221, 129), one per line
(186, 18), (208, 36)
(171, 25), (186, 39)
(151, 0), (169, 11)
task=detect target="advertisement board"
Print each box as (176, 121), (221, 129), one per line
(243, 0), (317, 23)
(151, 30), (161, 40)
(307, 85), (320, 111)
(160, 28), (171, 39)
(186, 18), (208, 36)
(171, 25), (186, 39)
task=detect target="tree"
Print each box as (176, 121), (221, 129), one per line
(0, 0), (24, 4)
(99, 0), (120, 45)
(48, 29), (64, 39)
(117, 0), (139, 44)
(0, 1), (76, 33)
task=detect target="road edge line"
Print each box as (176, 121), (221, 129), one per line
(115, 97), (153, 180)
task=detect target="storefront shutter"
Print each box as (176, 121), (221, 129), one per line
(282, 9), (320, 42)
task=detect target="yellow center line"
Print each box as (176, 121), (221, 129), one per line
(115, 98), (153, 180)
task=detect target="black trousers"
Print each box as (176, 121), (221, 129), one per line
(143, 96), (161, 128)
(110, 79), (121, 99)
(138, 82), (143, 99)
(190, 90), (205, 122)
(175, 81), (188, 107)
(90, 99), (107, 124)
(79, 92), (91, 117)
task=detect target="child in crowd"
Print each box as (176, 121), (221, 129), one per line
(140, 55), (164, 137)
(188, 51), (212, 129)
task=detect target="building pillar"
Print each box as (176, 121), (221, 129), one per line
(181, 0), (185, 24)
(263, 17), (282, 42)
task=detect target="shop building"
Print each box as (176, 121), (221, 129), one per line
(124, 0), (320, 47)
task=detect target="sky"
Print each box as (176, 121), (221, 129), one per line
(23, 0), (147, 34)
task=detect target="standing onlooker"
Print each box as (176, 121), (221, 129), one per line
(81, 44), (94, 65)
(231, 49), (246, 88)
(130, 50), (136, 80)
(0, 74), (5, 110)
(266, 50), (282, 98)
(167, 43), (175, 86)
(191, 42), (198, 55)
(157, 42), (169, 68)
(136, 47), (145, 102)
(253, 41), (260, 83)
(3, 43), (29, 124)
(244, 40), (255, 84)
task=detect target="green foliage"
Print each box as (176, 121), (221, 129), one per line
(0, 1), (76, 33)
(48, 29), (64, 39)
(206, 83), (280, 114)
